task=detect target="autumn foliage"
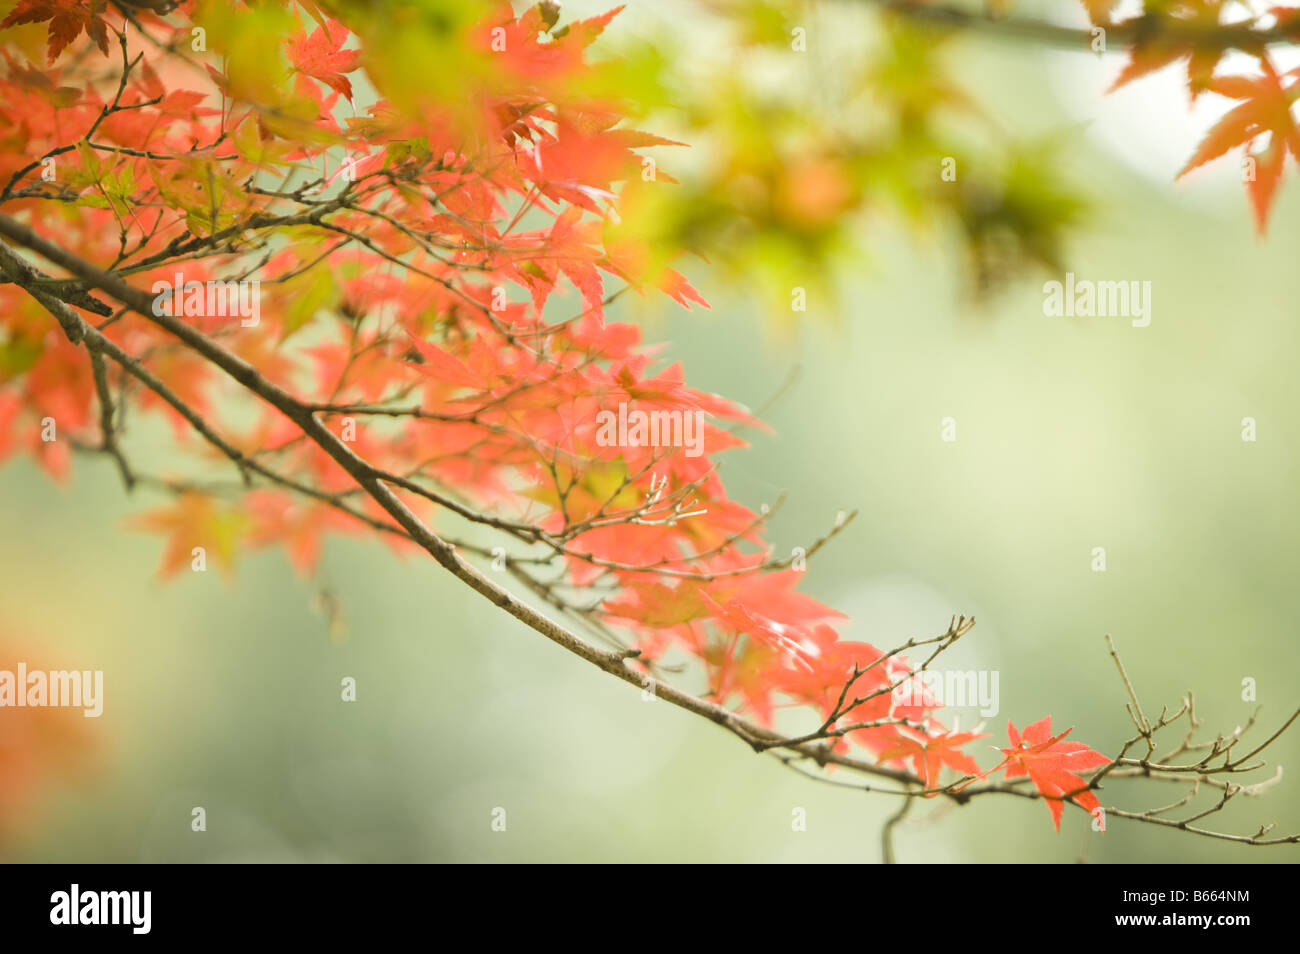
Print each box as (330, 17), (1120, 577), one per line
(1086, 0), (1300, 232)
(0, 0), (1296, 851)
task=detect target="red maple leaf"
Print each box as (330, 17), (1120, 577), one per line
(0, 0), (111, 64)
(245, 491), (360, 575)
(287, 19), (362, 100)
(997, 717), (1110, 830)
(877, 724), (988, 793)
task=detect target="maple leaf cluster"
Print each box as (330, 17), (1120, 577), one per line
(1084, 0), (1300, 232)
(0, 0), (1111, 829)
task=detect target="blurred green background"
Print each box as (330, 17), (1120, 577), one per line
(3, 1), (1299, 862)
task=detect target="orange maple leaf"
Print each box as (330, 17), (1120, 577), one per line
(125, 493), (250, 580)
(1179, 64), (1300, 234)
